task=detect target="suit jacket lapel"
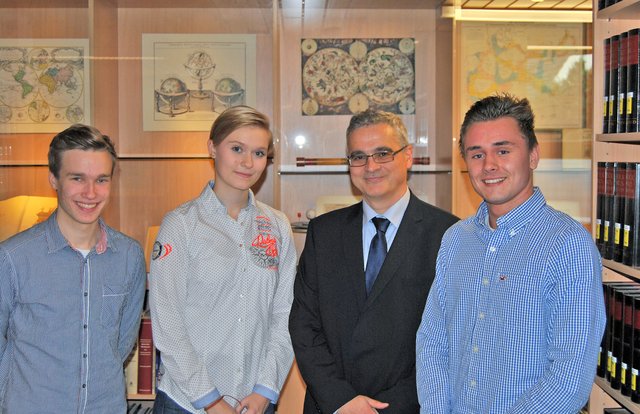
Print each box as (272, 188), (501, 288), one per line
(365, 194), (422, 307)
(342, 203), (367, 311)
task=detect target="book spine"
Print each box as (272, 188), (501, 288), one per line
(622, 292), (635, 395)
(610, 35), (621, 134)
(633, 295), (640, 402)
(618, 32), (629, 133)
(137, 317), (154, 394)
(598, 283), (609, 378)
(611, 289), (625, 389)
(598, 161), (607, 253)
(615, 162), (627, 262)
(624, 163), (637, 266)
(605, 38), (612, 133)
(604, 162), (617, 260)
(124, 344), (139, 395)
(627, 29), (639, 132)
(634, 163), (640, 268)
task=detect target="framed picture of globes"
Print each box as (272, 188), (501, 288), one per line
(301, 38), (416, 116)
(142, 33), (256, 131)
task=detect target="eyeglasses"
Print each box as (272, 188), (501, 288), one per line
(347, 145), (408, 167)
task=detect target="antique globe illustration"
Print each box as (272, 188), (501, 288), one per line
(213, 77), (244, 110)
(184, 51), (215, 99)
(155, 77), (190, 117)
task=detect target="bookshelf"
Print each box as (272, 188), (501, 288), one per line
(591, 0), (640, 412)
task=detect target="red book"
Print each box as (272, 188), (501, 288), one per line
(137, 317), (154, 394)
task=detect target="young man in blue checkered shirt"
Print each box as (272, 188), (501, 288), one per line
(417, 94), (606, 414)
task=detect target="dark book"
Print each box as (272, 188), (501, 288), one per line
(633, 295), (640, 402)
(626, 29), (640, 132)
(618, 32), (630, 133)
(137, 317), (154, 394)
(604, 282), (640, 382)
(603, 162), (618, 260)
(624, 163), (640, 267)
(614, 163), (627, 262)
(610, 35), (621, 134)
(599, 282), (610, 377)
(597, 161), (607, 252)
(605, 37), (612, 133)
(605, 0), (619, 10)
(609, 285), (640, 389)
(620, 291), (639, 395)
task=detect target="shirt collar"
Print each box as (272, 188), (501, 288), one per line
(362, 187), (410, 228)
(204, 180), (257, 214)
(45, 210), (110, 255)
(475, 187), (546, 235)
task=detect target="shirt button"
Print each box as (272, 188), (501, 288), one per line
(84, 292), (88, 297)
(82, 384), (86, 389)
(83, 353), (87, 358)
(482, 278), (489, 285)
(238, 317), (242, 322)
(479, 312), (485, 320)
(470, 380), (477, 387)
(84, 324), (87, 329)
(473, 346), (479, 353)
(489, 246), (496, 252)
(239, 294), (244, 299)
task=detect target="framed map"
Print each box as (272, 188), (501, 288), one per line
(459, 22), (588, 129)
(142, 33), (256, 132)
(0, 38), (90, 133)
(301, 38), (416, 116)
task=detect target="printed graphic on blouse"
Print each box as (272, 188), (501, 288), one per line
(152, 241), (173, 261)
(251, 216), (279, 269)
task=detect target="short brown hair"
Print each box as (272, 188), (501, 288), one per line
(209, 106), (273, 149)
(48, 124), (117, 178)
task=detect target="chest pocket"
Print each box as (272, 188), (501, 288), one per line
(101, 284), (129, 329)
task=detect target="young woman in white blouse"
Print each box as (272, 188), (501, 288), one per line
(149, 106), (296, 414)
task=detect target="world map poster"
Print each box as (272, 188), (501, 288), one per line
(460, 22), (588, 129)
(0, 39), (90, 133)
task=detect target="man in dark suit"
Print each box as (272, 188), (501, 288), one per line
(289, 109), (458, 414)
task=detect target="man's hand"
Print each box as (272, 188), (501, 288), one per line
(205, 398), (236, 414)
(236, 392), (270, 414)
(337, 395), (389, 414)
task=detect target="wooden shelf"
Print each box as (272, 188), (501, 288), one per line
(595, 377), (640, 413)
(603, 259), (640, 282)
(598, 0), (640, 19)
(127, 393), (155, 401)
(597, 133), (640, 143)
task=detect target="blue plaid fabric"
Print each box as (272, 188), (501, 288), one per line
(417, 188), (606, 414)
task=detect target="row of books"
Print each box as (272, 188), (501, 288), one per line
(599, 281), (640, 402)
(124, 316), (155, 395)
(598, 0), (626, 10)
(603, 30), (640, 134)
(596, 162), (640, 267)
